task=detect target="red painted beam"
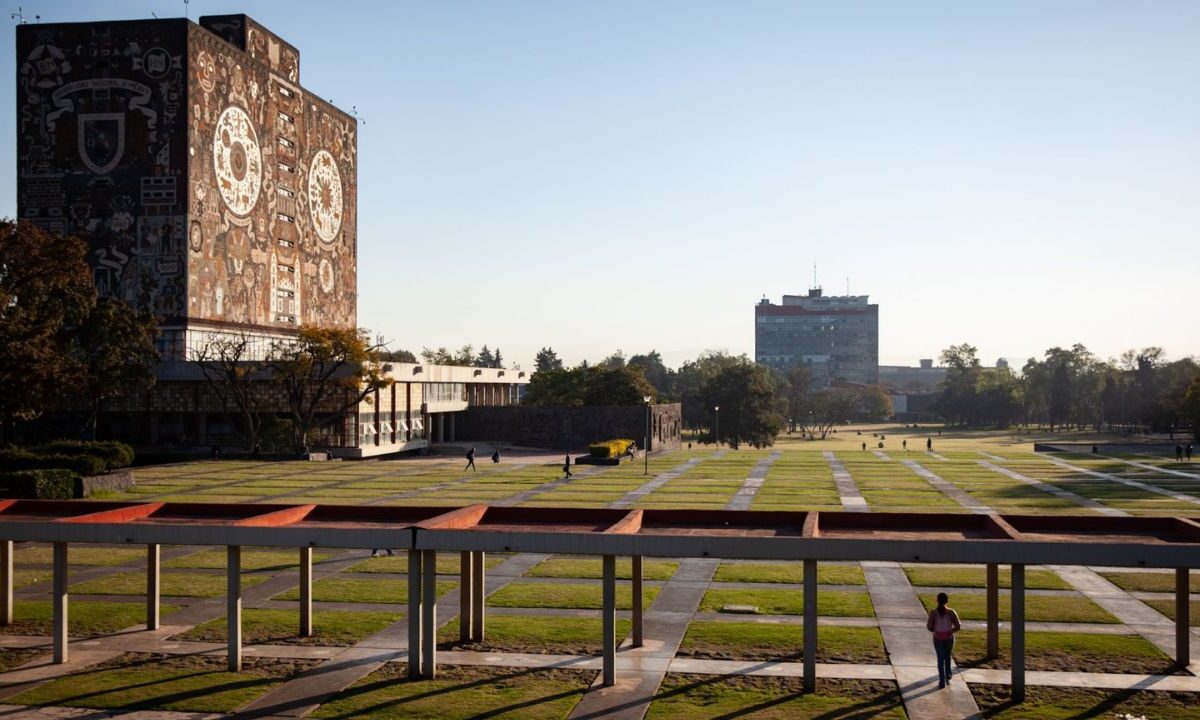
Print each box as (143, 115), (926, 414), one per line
(607, 509), (643, 535)
(57, 503), (164, 524)
(418, 504), (487, 530)
(0, 499), (17, 513)
(236, 505), (317, 527)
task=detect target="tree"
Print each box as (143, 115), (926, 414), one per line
(475, 346), (495, 368)
(380, 348), (417, 363)
(1049, 361), (1071, 431)
(268, 326), (392, 451)
(523, 367), (588, 406)
(584, 366), (657, 406)
(74, 298), (158, 439)
(699, 359), (781, 449)
(492, 347), (504, 369)
(598, 350), (626, 369)
(193, 332), (270, 451)
(676, 351), (743, 431)
(807, 387), (857, 439)
(421, 345), (475, 367)
(1184, 375), (1200, 443)
(777, 364), (812, 432)
(534, 347), (564, 373)
(934, 344), (981, 425)
(0, 221), (95, 440)
(628, 350), (676, 399)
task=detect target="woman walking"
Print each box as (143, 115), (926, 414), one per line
(926, 592), (961, 688)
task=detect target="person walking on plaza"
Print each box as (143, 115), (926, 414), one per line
(1177, 444), (1185, 462)
(465, 447), (477, 472)
(926, 437), (932, 451)
(491, 449), (501, 464)
(1188, 444), (1194, 461)
(563, 453), (572, 479)
(903, 439), (908, 451)
(927, 592), (962, 688)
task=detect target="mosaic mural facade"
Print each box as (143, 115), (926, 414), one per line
(16, 14), (357, 354)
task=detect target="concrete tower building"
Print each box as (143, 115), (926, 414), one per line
(754, 289), (879, 387)
(16, 14), (357, 359)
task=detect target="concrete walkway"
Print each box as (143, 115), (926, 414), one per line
(611, 451), (720, 509)
(978, 460), (1125, 516)
(725, 451), (782, 511)
(824, 451), (868, 512)
(1102, 456), (1200, 480)
(902, 460), (991, 514)
(1046, 456), (1200, 508)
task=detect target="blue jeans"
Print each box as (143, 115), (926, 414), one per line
(933, 638), (955, 684)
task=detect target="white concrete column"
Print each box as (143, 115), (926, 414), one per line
(631, 555), (644, 648)
(459, 551), (473, 643)
(602, 554), (616, 686)
(1011, 563), (1025, 703)
(407, 549), (422, 678)
(986, 563), (999, 659)
(803, 559), (817, 692)
(53, 542), (68, 664)
(471, 551), (485, 641)
(299, 547), (313, 637)
(1, 540), (12, 626)
(1177, 568), (1191, 668)
(421, 549), (437, 678)
(227, 545), (242, 672)
(147, 544), (160, 631)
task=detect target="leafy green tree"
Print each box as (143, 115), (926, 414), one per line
(75, 298), (158, 439)
(522, 367), (587, 406)
(475, 346), (495, 368)
(193, 332), (270, 451)
(1184, 376), (1200, 442)
(584, 366), (657, 406)
(934, 343), (981, 425)
(381, 348), (417, 363)
(268, 326), (392, 451)
(677, 351), (743, 432)
(699, 359), (781, 449)
(492, 347), (504, 369)
(0, 221), (95, 441)
(1049, 361), (1071, 431)
(628, 350), (676, 399)
(534, 347), (563, 373)
(598, 350), (627, 369)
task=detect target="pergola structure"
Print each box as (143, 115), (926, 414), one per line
(1, 499), (1197, 702)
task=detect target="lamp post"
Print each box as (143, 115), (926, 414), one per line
(713, 405), (720, 448)
(643, 395), (652, 475)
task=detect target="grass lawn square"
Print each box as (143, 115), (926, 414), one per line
(0, 600), (178, 637)
(1099, 570), (1200, 593)
(16, 545), (145, 567)
(180, 608), (401, 646)
(916, 592), (1118, 623)
(274, 577), (457, 604)
(72, 572), (266, 598)
(0, 647), (43, 672)
(972, 684), (1200, 719)
(487, 582), (659, 611)
(13, 566), (62, 589)
(953, 630), (1176, 673)
(166, 548), (335, 571)
(346, 553), (507, 575)
(678, 621), (887, 663)
(527, 557), (678, 581)
(311, 663), (594, 720)
(1143, 599), (1200, 626)
(7, 653), (316, 713)
(698, 589), (874, 617)
(903, 566), (1069, 590)
(438, 615), (632, 655)
(713, 562), (864, 585)
(647, 675), (906, 719)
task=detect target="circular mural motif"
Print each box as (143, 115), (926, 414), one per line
(307, 150), (343, 243)
(213, 106), (262, 216)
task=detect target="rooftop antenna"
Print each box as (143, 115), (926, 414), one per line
(10, 7), (39, 23)
(184, 0), (189, 20)
(812, 263), (818, 290)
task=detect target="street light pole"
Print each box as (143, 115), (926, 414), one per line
(713, 405), (720, 448)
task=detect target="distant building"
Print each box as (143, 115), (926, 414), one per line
(755, 289), (879, 387)
(878, 359), (947, 393)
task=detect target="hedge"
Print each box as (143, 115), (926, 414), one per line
(29, 440), (135, 470)
(0, 448), (108, 476)
(0, 469), (78, 500)
(588, 439), (636, 459)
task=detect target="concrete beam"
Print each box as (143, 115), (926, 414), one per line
(602, 554), (616, 687)
(227, 545), (242, 672)
(147, 544), (160, 631)
(421, 549), (438, 678)
(407, 549), (422, 678)
(1, 540), (12, 626)
(299, 547), (313, 637)
(53, 541), (67, 664)
(632, 555), (644, 648)
(1011, 563), (1025, 703)
(1178, 568), (1191, 668)
(471, 550), (485, 642)
(459, 551), (473, 643)
(803, 559), (817, 692)
(986, 563), (999, 659)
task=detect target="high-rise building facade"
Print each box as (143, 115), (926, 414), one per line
(754, 289), (879, 386)
(16, 14), (357, 359)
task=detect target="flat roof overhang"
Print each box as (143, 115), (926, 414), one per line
(1, 500), (1198, 568)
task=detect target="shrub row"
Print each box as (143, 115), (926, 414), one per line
(0, 469), (77, 500)
(30, 440), (134, 470)
(0, 448), (107, 476)
(587, 438), (636, 459)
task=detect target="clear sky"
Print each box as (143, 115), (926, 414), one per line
(3, 1), (1198, 371)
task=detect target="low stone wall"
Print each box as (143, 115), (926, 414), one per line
(460, 404), (682, 452)
(1035, 442), (1184, 456)
(78, 471), (135, 497)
